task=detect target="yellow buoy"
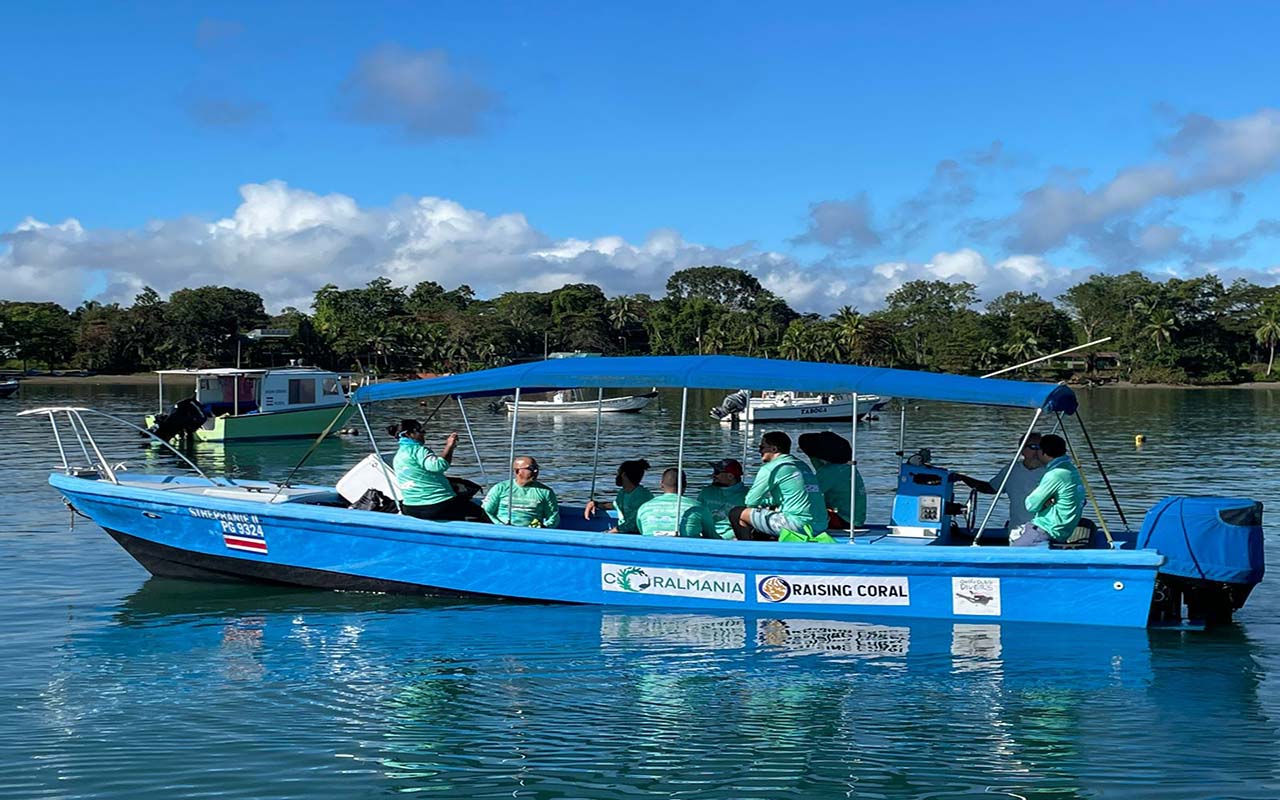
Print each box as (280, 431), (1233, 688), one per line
(1134, 434), (1146, 446)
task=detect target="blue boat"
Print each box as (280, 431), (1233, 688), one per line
(21, 356), (1265, 629)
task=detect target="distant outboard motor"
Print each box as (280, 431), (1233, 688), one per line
(710, 389), (751, 420)
(148, 397), (208, 442)
(1141, 496), (1264, 627)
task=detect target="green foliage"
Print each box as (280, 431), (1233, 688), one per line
(7, 265), (1280, 384)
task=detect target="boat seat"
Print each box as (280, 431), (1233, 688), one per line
(1049, 517), (1097, 550)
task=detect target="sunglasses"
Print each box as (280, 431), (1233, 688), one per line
(1024, 444), (1041, 451)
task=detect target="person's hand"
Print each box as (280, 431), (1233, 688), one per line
(444, 432), (459, 448)
(584, 500), (598, 519)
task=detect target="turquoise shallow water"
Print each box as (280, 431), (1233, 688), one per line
(2, 383), (1280, 799)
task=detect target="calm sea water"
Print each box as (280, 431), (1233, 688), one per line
(2, 382), (1279, 799)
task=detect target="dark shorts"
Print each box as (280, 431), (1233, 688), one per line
(403, 495), (487, 523)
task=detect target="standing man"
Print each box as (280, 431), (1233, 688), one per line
(636, 468), (719, 538)
(730, 431), (828, 541)
(955, 432), (1044, 531)
(1011, 434), (1084, 547)
(697, 459), (748, 540)
(483, 455), (560, 528)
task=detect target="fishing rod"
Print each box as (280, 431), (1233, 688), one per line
(981, 337), (1112, 379)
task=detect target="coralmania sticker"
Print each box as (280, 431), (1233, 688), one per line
(756, 575), (910, 606)
(601, 564), (745, 602)
(952, 577), (1002, 616)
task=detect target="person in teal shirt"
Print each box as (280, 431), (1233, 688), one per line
(1012, 434), (1085, 547)
(388, 419), (483, 521)
(798, 432), (867, 528)
(731, 431), (828, 540)
(584, 459), (654, 533)
(697, 458), (748, 540)
(636, 468), (719, 538)
(483, 455), (561, 527)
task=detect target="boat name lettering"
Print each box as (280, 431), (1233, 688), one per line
(601, 564), (745, 602)
(188, 508), (261, 524)
(756, 575), (911, 606)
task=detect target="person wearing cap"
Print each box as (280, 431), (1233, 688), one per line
(635, 468), (719, 538)
(730, 431), (828, 540)
(482, 455), (560, 528)
(697, 458), (748, 540)
(798, 431), (867, 529)
(954, 432), (1043, 531)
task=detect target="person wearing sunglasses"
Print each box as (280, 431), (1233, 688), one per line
(955, 432), (1044, 531)
(482, 455), (560, 528)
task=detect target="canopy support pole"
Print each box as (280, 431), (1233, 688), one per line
(1076, 412), (1129, 529)
(972, 408), (1042, 546)
(357, 403), (402, 514)
(897, 404), (907, 460)
(157, 374), (164, 415)
(589, 388), (604, 502)
(1058, 412), (1114, 545)
(274, 402), (354, 494)
(849, 392), (858, 538)
(675, 386), (688, 526)
(741, 390), (752, 464)
(457, 396), (487, 486)
(507, 388), (521, 525)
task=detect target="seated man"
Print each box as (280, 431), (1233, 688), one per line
(955, 432), (1043, 531)
(797, 431), (866, 529)
(730, 431), (828, 541)
(1012, 434), (1084, 547)
(697, 459), (748, 540)
(482, 455), (560, 528)
(636, 468), (719, 538)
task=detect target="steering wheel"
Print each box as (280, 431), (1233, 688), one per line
(964, 487), (979, 535)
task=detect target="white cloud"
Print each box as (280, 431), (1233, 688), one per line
(4, 180), (1276, 319)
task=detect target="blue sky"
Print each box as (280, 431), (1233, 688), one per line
(4, 1), (1280, 312)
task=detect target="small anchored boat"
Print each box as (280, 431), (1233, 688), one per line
(711, 389), (888, 424)
(498, 388), (656, 414)
(144, 366), (356, 442)
(24, 355), (1264, 629)
(0, 379), (19, 399)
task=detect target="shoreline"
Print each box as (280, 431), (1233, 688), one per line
(11, 373), (1280, 389)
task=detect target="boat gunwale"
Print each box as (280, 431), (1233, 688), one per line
(52, 472), (1166, 572)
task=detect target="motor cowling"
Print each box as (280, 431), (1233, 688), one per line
(709, 389), (751, 420)
(149, 397), (208, 442)
(1141, 496), (1264, 626)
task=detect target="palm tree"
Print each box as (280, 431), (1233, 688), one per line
(737, 314), (768, 357)
(1141, 310), (1178, 353)
(1005, 332), (1041, 365)
(1255, 306), (1280, 376)
(779, 323), (807, 361)
(832, 305), (865, 362)
(605, 296), (640, 333)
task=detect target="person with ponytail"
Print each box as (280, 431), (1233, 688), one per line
(584, 459), (653, 533)
(387, 419), (483, 522)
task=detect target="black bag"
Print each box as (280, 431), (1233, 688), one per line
(351, 488), (398, 513)
(449, 477), (483, 501)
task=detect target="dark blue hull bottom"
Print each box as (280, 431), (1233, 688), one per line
(105, 528), (487, 598)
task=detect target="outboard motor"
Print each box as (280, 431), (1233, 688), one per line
(148, 397), (208, 442)
(1141, 496), (1264, 627)
(710, 389), (751, 420)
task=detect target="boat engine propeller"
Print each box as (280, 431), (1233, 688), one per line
(147, 397), (208, 442)
(709, 389), (751, 420)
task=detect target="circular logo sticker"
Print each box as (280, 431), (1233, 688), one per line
(758, 575), (792, 602)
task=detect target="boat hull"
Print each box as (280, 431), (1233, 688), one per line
(54, 473), (1163, 628)
(146, 403), (355, 442)
(0, 380), (18, 399)
(724, 396), (886, 424)
(504, 395), (651, 413)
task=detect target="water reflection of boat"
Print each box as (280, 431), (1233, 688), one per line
(25, 355), (1265, 629)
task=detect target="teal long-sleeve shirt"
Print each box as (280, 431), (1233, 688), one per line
(1024, 455), (1085, 541)
(482, 480), (560, 527)
(392, 437), (455, 506)
(744, 454), (828, 533)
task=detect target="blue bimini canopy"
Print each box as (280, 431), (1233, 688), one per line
(353, 355), (1078, 414)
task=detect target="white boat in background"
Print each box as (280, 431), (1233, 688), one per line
(711, 390), (888, 424)
(0, 379), (19, 399)
(499, 389), (656, 413)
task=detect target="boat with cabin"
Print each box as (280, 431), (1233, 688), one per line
(23, 355), (1264, 629)
(711, 389), (888, 424)
(144, 366), (356, 442)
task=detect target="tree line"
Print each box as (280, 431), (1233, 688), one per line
(3, 266), (1280, 384)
